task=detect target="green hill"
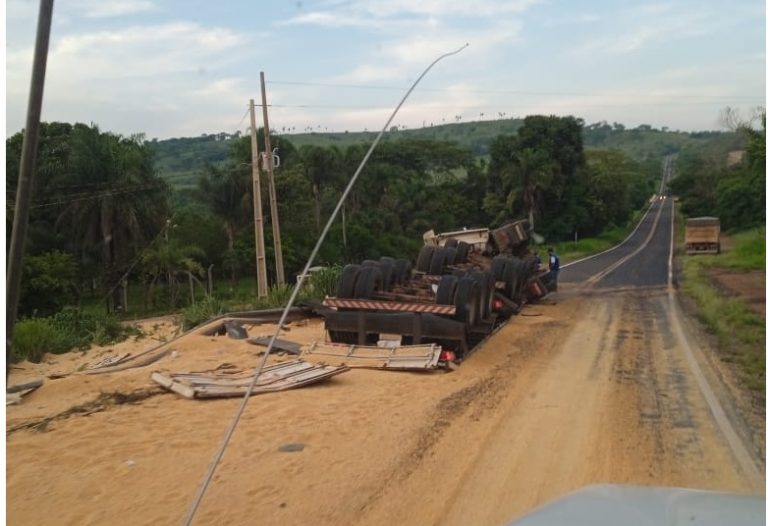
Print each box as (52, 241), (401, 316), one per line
(150, 119), (738, 190)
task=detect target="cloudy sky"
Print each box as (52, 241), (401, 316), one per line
(5, 0), (766, 139)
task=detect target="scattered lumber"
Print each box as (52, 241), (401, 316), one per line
(151, 360), (348, 399)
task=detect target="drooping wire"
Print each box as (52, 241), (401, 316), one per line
(181, 43), (470, 526)
(267, 80), (764, 100)
(96, 218), (174, 307)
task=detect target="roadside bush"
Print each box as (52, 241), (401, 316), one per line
(19, 250), (80, 317)
(11, 307), (139, 363)
(12, 318), (75, 363)
(304, 265), (342, 299)
(181, 296), (225, 330)
(50, 307), (130, 348)
(264, 283), (296, 307)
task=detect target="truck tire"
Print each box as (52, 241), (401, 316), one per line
(455, 241), (470, 263)
(501, 258), (519, 299)
(353, 266), (383, 299)
(444, 238), (459, 248)
(506, 257), (528, 300)
(415, 246), (435, 272)
(491, 256), (508, 281)
(443, 246), (458, 265)
(454, 277), (480, 327)
(394, 258), (412, 283)
(428, 247), (449, 275)
(469, 270), (493, 320)
(436, 275), (459, 305)
(378, 260), (396, 290)
(337, 264), (361, 298)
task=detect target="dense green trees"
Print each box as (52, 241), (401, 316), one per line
(485, 116), (654, 240)
(8, 116), (676, 320)
(669, 110), (765, 231)
(7, 123), (170, 315)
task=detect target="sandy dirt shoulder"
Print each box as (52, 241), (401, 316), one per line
(7, 292), (763, 526)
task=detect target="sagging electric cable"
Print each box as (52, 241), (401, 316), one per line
(181, 42), (469, 526)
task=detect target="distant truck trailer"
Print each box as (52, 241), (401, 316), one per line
(685, 217), (720, 255)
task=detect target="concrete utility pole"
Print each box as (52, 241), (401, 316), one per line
(6, 0), (55, 378)
(249, 99), (268, 298)
(260, 72), (285, 286)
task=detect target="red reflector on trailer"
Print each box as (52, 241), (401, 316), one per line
(440, 350), (456, 362)
(493, 299), (504, 310)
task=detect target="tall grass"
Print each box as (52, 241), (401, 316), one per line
(304, 265), (343, 299)
(679, 226), (765, 398)
(179, 282), (312, 330)
(718, 228), (765, 271)
(12, 308), (137, 363)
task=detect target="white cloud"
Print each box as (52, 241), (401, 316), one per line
(361, 0), (541, 18)
(329, 65), (403, 83)
(192, 78), (247, 97)
(281, 0), (541, 29)
(6, 22), (256, 137)
(383, 23), (521, 65)
(73, 0), (159, 18)
(42, 22), (249, 80)
(279, 11), (381, 28)
(567, 8), (713, 58)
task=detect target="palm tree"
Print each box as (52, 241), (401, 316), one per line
(141, 238), (205, 309)
(505, 148), (555, 230)
(300, 145), (342, 233)
(196, 164), (251, 281)
(57, 124), (168, 312)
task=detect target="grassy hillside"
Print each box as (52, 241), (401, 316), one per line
(150, 119), (738, 190)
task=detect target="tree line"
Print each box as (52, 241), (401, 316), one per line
(668, 110), (766, 231)
(8, 115), (661, 318)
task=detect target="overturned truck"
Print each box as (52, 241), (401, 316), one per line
(321, 220), (553, 361)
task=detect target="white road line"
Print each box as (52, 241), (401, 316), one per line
(560, 199), (657, 270)
(667, 290), (764, 490)
(583, 197), (667, 287)
(562, 157), (671, 271)
(668, 198), (675, 287)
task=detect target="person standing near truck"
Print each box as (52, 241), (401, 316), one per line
(548, 247), (560, 290)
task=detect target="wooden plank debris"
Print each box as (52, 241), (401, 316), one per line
(151, 360), (348, 399)
(301, 342), (443, 370)
(83, 350), (170, 375)
(247, 336), (303, 355)
(87, 353), (131, 370)
(6, 378), (43, 405)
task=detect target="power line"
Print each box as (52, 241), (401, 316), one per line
(234, 107), (250, 132)
(182, 43), (470, 526)
(265, 100), (765, 110)
(268, 80), (764, 101)
(97, 217), (174, 307)
(6, 182), (165, 210)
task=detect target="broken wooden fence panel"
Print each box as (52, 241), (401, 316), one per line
(151, 360), (348, 399)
